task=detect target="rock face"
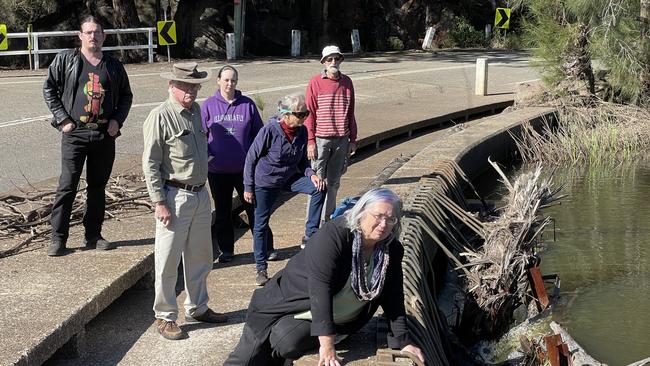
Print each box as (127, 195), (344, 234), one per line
(1, 0), (496, 66)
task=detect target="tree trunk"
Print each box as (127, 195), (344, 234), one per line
(640, 0), (650, 104)
(563, 23), (595, 96)
(85, 0), (114, 29)
(321, 0), (329, 45)
(112, 0), (145, 62)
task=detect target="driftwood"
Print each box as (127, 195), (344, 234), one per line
(458, 160), (564, 339)
(0, 174), (151, 258)
(627, 357), (650, 366)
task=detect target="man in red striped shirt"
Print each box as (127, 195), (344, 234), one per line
(304, 45), (358, 238)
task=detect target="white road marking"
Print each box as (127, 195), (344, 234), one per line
(0, 63), (525, 129)
(0, 63), (245, 85)
(504, 78), (541, 85)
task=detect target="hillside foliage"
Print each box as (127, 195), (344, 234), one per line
(511, 0), (650, 106)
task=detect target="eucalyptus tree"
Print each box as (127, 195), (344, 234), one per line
(511, 0), (649, 105)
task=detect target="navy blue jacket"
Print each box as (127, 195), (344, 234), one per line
(243, 117), (315, 192)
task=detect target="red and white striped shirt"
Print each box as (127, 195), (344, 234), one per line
(304, 71), (358, 145)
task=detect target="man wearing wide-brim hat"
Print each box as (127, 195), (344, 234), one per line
(142, 62), (227, 340)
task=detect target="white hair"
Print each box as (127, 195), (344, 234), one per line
(343, 188), (403, 236)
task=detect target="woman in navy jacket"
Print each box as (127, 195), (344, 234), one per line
(243, 93), (326, 285)
(226, 188), (425, 365)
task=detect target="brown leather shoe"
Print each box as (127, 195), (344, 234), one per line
(186, 308), (227, 323)
(155, 319), (187, 340)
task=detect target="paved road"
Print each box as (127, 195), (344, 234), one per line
(0, 50), (537, 192)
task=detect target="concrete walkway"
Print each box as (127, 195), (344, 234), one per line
(0, 52), (537, 366)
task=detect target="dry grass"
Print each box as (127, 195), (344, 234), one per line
(512, 96), (650, 166)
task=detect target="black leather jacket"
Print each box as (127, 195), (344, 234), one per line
(43, 48), (133, 129)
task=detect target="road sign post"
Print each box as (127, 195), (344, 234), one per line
(27, 24), (33, 70)
(234, 0), (246, 58)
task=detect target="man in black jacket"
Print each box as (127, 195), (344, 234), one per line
(43, 15), (133, 256)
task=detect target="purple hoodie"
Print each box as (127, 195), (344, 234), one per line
(201, 90), (264, 173)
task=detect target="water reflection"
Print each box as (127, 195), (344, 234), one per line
(541, 161), (650, 365)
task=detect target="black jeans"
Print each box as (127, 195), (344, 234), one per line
(207, 171), (273, 260)
(224, 314), (319, 365)
(50, 129), (115, 243)
(207, 172), (255, 255)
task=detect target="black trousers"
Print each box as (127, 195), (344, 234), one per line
(224, 314), (319, 366)
(207, 172), (255, 255)
(50, 129), (115, 243)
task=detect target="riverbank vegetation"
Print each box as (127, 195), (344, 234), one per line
(513, 98), (650, 165)
(508, 0), (650, 165)
(511, 0), (649, 106)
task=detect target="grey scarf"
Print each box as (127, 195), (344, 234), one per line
(350, 230), (391, 301)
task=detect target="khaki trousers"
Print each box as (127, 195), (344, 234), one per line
(309, 136), (349, 221)
(153, 186), (213, 321)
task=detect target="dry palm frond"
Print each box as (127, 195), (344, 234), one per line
(459, 159), (563, 338)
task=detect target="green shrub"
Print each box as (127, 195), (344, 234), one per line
(448, 17), (486, 48)
(386, 36), (404, 51)
(489, 31), (527, 50)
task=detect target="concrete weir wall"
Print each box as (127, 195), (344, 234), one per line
(383, 106), (556, 364)
(0, 105), (556, 366)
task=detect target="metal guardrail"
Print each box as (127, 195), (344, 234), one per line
(0, 27), (156, 69)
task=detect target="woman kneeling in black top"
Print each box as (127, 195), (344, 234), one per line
(224, 188), (425, 366)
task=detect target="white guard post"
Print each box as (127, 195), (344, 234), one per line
(226, 33), (236, 60)
(291, 30), (300, 57)
(422, 27), (435, 50)
(350, 29), (361, 53)
(475, 57), (488, 96)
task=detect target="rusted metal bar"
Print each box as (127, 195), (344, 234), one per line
(544, 334), (572, 366)
(528, 266), (550, 310)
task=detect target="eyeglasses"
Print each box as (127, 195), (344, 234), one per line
(369, 213), (398, 225)
(81, 31), (103, 37)
(324, 56), (342, 62)
(291, 111), (310, 119)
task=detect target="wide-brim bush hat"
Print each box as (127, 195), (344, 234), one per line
(320, 45), (344, 63)
(161, 62), (211, 84)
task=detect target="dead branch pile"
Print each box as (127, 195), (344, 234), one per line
(0, 174), (152, 258)
(458, 159), (564, 339)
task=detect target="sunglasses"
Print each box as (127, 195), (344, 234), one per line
(325, 56), (342, 62)
(291, 111), (310, 119)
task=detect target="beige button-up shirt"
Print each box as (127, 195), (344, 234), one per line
(142, 96), (209, 203)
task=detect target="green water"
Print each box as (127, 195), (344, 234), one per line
(539, 161), (650, 365)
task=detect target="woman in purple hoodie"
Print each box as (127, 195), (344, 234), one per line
(201, 65), (266, 263)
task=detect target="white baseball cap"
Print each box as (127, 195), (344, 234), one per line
(320, 45), (344, 63)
